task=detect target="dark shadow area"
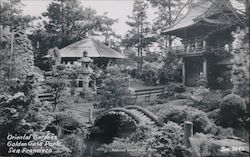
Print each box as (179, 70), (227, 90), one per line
(85, 113), (137, 157)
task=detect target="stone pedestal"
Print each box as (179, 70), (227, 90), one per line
(184, 121), (193, 148)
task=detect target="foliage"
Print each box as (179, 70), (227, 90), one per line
(96, 70), (133, 109)
(147, 122), (188, 157)
(159, 51), (182, 84)
(48, 113), (89, 157)
(147, 0), (187, 49)
(158, 105), (212, 133)
(122, 0), (155, 70)
(98, 122), (188, 157)
(0, 68), (88, 156)
(0, 28), (12, 85)
(197, 73), (208, 87)
(173, 83), (185, 93)
(29, 0), (119, 70)
(190, 133), (249, 157)
(190, 133), (221, 157)
(0, 29), (36, 83)
(207, 108), (220, 120)
(218, 94), (247, 128)
(44, 65), (78, 111)
(160, 82), (185, 99)
(0, 0), (36, 29)
(12, 30), (36, 79)
(0, 91), (55, 155)
(143, 51), (159, 63)
(231, 27), (249, 100)
(158, 105), (234, 137)
(98, 137), (148, 157)
(190, 88), (222, 112)
(139, 65), (157, 85)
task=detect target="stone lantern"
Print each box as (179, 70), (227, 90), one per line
(78, 51), (93, 97)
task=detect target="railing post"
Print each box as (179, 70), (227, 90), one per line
(184, 121), (193, 148)
(89, 108), (93, 124)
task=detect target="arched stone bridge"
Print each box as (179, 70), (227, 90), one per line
(94, 105), (164, 127)
(91, 106), (165, 142)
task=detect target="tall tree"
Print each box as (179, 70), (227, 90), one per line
(41, 0), (119, 48)
(0, 0), (35, 30)
(29, 0), (118, 70)
(123, 0), (154, 71)
(98, 12), (121, 51)
(148, 0), (190, 51)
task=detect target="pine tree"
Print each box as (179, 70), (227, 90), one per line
(123, 0), (154, 71)
(147, 0), (190, 50)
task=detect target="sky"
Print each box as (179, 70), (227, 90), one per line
(21, 0), (154, 36)
(21, 0), (244, 36)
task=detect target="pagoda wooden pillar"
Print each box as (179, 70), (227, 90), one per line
(195, 41), (198, 53)
(203, 58), (207, 81)
(203, 40), (206, 50)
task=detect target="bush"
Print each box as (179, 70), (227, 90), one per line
(207, 108), (220, 120)
(129, 68), (138, 78)
(158, 105), (214, 133)
(190, 88), (222, 112)
(158, 105), (235, 137)
(148, 122), (189, 157)
(161, 83), (186, 99)
(62, 126), (88, 157)
(96, 74), (133, 109)
(218, 94), (247, 128)
(174, 83), (186, 93)
(159, 51), (182, 84)
(139, 65), (157, 86)
(190, 133), (248, 157)
(99, 122), (189, 157)
(221, 89), (232, 97)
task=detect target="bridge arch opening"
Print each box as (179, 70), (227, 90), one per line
(90, 111), (138, 144)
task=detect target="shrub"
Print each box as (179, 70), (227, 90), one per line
(190, 88), (222, 112)
(96, 74), (133, 109)
(221, 89), (232, 97)
(161, 83), (185, 99)
(207, 108), (220, 120)
(148, 122), (189, 157)
(174, 83), (186, 93)
(218, 94), (247, 128)
(159, 51), (182, 84)
(190, 133), (220, 157)
(158, 105), (234, 137)
(62, 126), (88, 157)
(190, 133), (248, 157)
(99, 122), (189, 157)
(158, 105), (214, 133)
(129, 68), (138, 78)
(139, 65), (157, 86)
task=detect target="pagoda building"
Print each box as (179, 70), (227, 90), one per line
(162, 0), (245, 88)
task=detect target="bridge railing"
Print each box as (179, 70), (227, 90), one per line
(125, 105), (165, 127)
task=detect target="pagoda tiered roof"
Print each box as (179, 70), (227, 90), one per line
(162, 0), (244, 37)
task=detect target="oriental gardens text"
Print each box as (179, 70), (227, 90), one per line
(7, 133), (61, 154)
